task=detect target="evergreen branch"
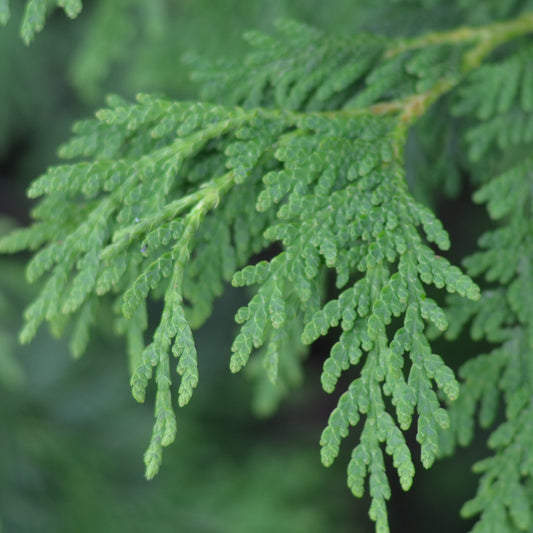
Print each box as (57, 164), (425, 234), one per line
(453, 43), (533, 161)
(3, 12), (533, 532)
(388, 11), (533, 65)
(0, 0), (84, 44)
(442, 158), (533, 532)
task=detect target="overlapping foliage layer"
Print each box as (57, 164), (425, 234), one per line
(3, 5), (533, 533)
(438, 40), (533, 532)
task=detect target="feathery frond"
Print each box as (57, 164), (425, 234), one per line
(4, 10), (533, 533)
(441, 158), (533, 532)
(0, 0), (83, 43)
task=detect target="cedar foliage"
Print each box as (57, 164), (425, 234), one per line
(2, 1), (533, 532)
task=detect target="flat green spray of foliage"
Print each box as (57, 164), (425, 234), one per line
(3, 2), (533, 532)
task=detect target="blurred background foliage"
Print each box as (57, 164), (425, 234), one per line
(0, 0), (509, 531)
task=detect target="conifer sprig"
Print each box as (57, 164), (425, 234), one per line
(441, 159), (533, 533)
(3, 11), (533, 533)
(0, 0), (82, 43)
(433, 15), (533, 529)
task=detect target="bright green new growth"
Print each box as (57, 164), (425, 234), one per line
(3, 8), (533, 533)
